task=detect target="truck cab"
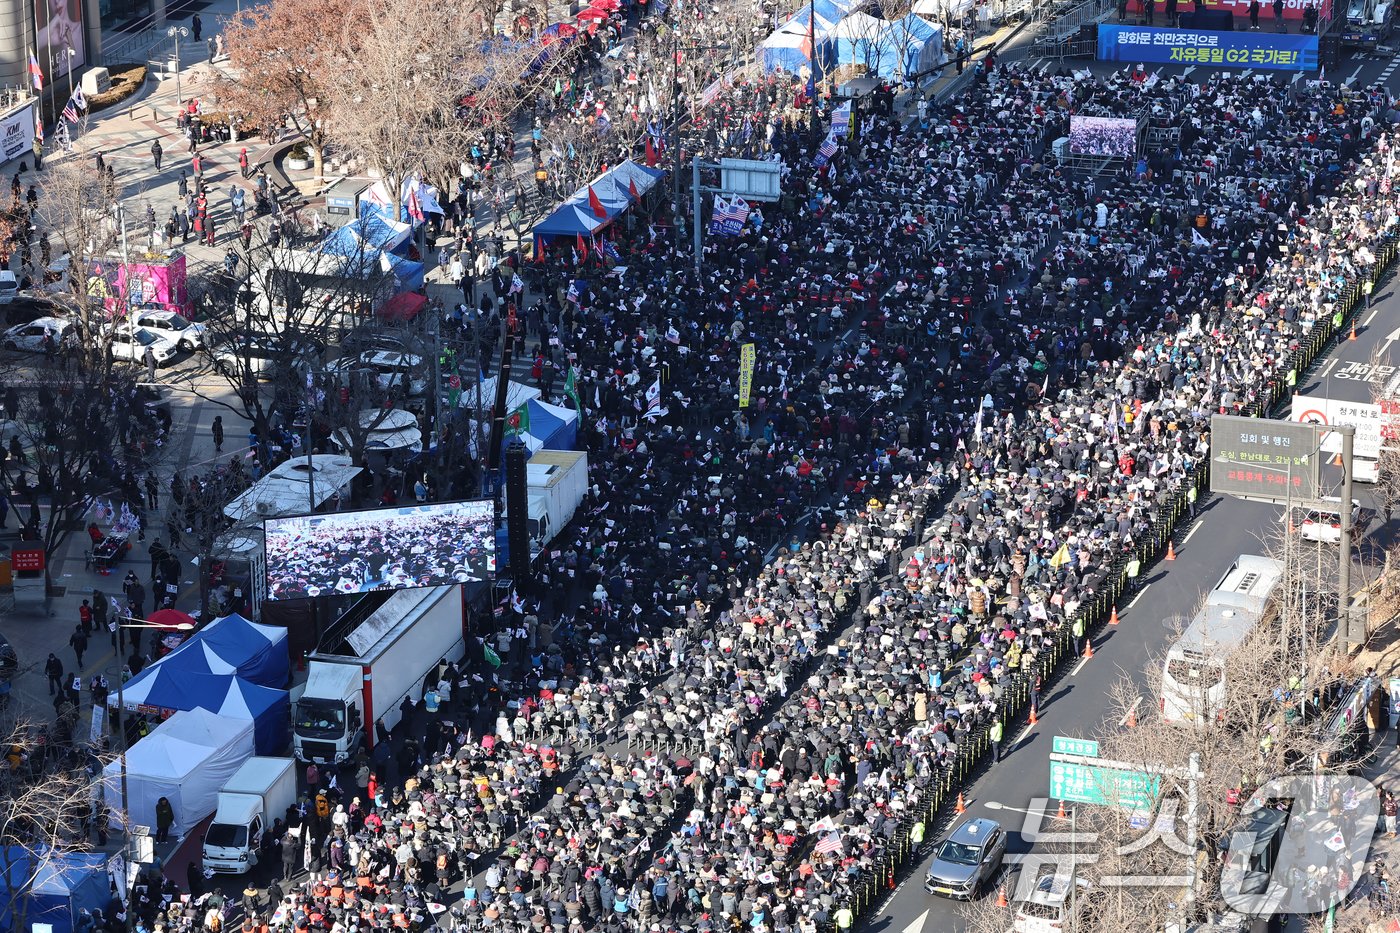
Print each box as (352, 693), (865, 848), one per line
(203, 795), (265, 873)
(293, 663), (363, 763)
(201, 757), (297, 875)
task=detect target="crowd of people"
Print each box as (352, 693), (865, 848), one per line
(41, 0), (1395, 931)
(164, 57), (1397, 933)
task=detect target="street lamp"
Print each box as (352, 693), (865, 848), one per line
(166, 27), (189, 106)
(984, 800), (1079, 929)
(63, 46), (76, 111)
(107, 618), (195, 852)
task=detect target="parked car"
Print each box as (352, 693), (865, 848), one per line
(128, 308), (206, 351)
(1297, 498), (1362, 544)
(1, 317), (74, 353)
(0, 271), (20, 305)
(924, 817), (1006, 899)
(4, 293), (77, 328)
(1013, 873), (1100, 933)
(210, 335), (320, 380)
(107, 324), (180, 368)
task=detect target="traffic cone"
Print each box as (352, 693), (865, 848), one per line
(1056, 800), (1068, 821)
(1165, 540), (1176, 561)
(1109, 606), (1120, 626)
(955, 793), (967, 814)
(1084, 638), (1094, 659)
(1028, 704), (1038, 725)
(1350, 319), (1358, 341)
(996, 886), (1009, 908)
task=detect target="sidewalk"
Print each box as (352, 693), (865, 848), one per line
(0, 0), (258, 727)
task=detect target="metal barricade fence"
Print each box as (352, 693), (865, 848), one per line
(822, 226), (1400, 933)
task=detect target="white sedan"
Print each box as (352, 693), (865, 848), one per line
(1, 316), (74, 353)
(130, 309), (206, 351)
(109, 326), (180, 368)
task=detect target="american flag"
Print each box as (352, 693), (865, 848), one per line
(61, 96), (80, 124)
(814, 133), (840, 169)
(814, 830), (843, 855)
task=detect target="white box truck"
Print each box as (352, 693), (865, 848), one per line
(514, 450), (588, 555)
(293, 584), (464, 764)
(202, 757), (297, 874)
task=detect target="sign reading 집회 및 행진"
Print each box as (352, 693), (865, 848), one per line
(1209, 414), (1322, 502)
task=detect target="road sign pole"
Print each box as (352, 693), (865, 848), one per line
(1340, 423), (1356, 650)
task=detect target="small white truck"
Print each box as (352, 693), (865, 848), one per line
(202, 757), (298, 874)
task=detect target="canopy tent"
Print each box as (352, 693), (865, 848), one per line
(332, 408), (423, 455)
(108, 669), (289, 755)
(911, 0), (974, 19)
(0, 850), (110, 933)
(832, 12), (891, 69)
(785, 5), (838, 34)
(133, 613), (289, 690)
(516, 398), (580, 453)
(759, 20), (836, 76)
(872, 14), (943, 79)
(192, 613), (290, 686)
(377, 291), (428, 323)
(100, 709), (255, 837)
(531, 160), (664, 252)
(471, 377), (542, 414)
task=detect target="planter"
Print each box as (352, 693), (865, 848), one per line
(287, 156), (312, 171)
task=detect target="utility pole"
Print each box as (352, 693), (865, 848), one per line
(1339, 423), (1356, 650)
(167, 27), (189, 107)
(691, 157), (702, 276)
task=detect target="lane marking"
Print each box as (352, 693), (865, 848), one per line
(1346, 64), (1364, 85)
(1071, 656), (1089, 676)
(1126, 586), (1149, 609)
(1182, 66), (1196, 77)
(1182, 522), (1204, 545)
(1365, 305), (1382, 327)
(1318, 357), (1338, 378)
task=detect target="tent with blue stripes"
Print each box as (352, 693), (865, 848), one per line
(109, 668), (289, 755)
(136, 613), (289, 688)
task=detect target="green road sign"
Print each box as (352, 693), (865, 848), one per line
(1051, 736), (1100, 757)
(1049, 758), (1161, 810)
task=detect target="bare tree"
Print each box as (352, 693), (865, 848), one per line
(218, 0), (344, 183)
(0, 720), (106, 933)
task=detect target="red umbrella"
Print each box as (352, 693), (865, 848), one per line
(576, 7), (611, 20)
(591, 0), (621, 11)
(146, 608), (197, 630)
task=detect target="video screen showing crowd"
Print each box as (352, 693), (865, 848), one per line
(263, 500), (495, 600)
(1068, 114), (1139, 158)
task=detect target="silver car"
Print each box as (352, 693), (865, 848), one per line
(925, 817), (1007, 899)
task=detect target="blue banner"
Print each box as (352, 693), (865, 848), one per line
(1096, 24), (1317, 70)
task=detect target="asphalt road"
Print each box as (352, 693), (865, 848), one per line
(868, 96), (1400, 933)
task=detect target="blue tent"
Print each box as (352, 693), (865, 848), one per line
(519, 398), (579, 453)
(873, 14), (943, 79)
(531, 160), (664, 253)
(138, 613), (289, 689)
(0, 850), (109, 933)
(113, 669), (289, 755)
(194, 614), (290, 687)
(759, 19), (836, 75)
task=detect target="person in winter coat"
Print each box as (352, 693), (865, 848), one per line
(155, 796), (175, 842)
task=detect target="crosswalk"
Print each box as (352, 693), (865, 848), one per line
(1380, 55), (1400, 85)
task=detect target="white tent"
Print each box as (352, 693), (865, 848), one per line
(469, 378), (541, 413)
(912, 0), (974, 19)
(100, 708), (255, 837)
